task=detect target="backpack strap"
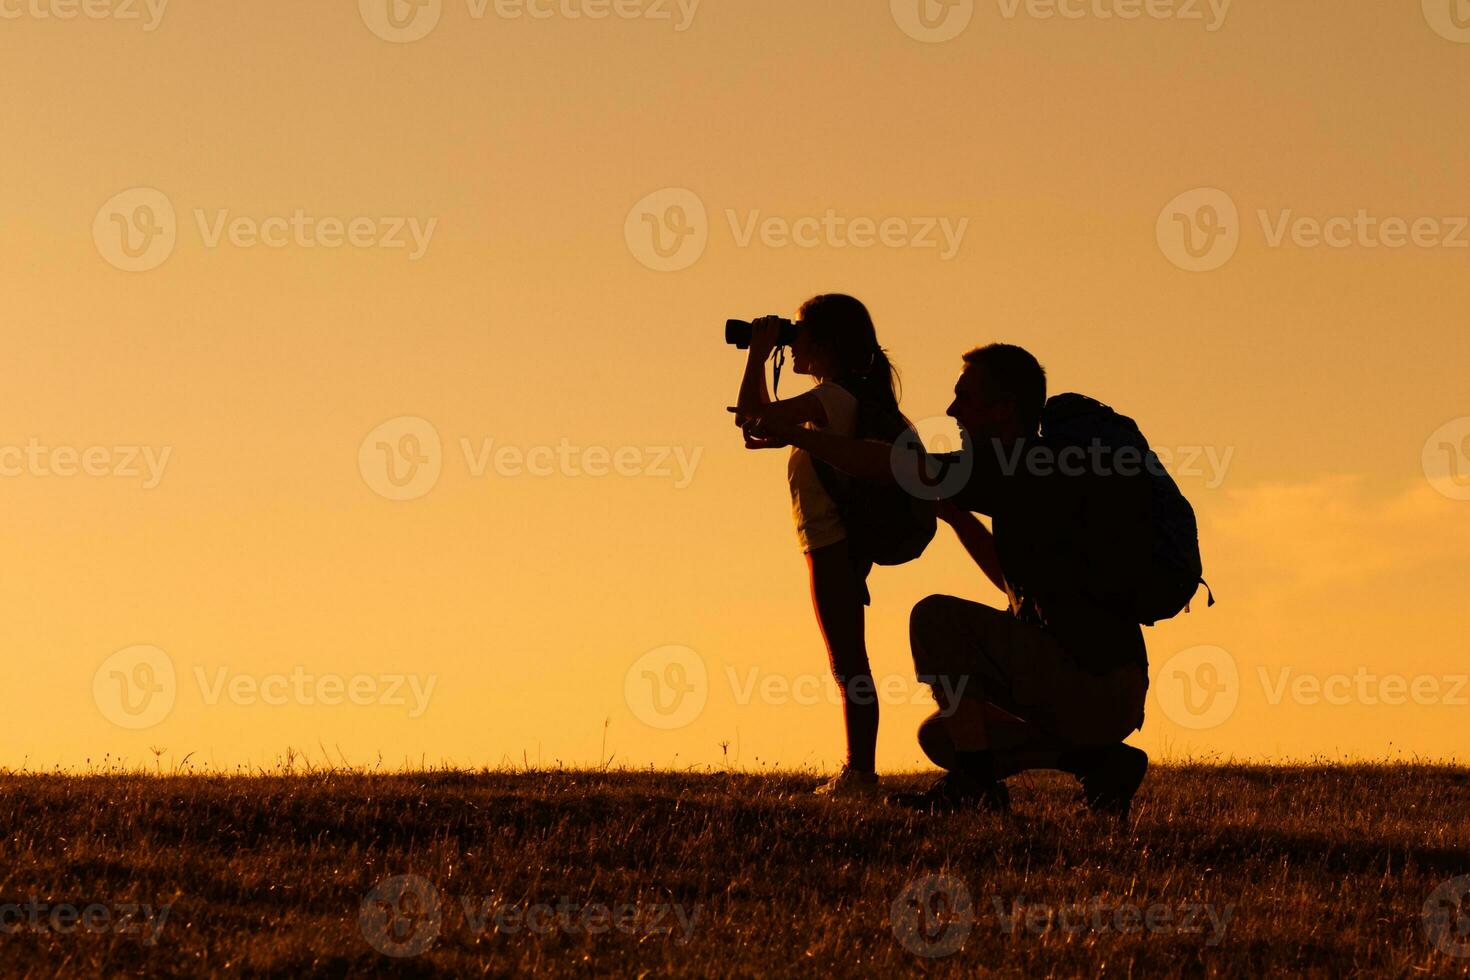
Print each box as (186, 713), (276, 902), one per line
(1185, 578), (1217, 614)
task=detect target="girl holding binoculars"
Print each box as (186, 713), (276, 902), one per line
(733, 294), (906, 797)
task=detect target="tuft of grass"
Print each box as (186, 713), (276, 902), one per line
(0, 764), (1466, 976)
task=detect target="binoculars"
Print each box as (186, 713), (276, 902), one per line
(725, 318), (797, 350)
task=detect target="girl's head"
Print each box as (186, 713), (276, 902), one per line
(791, 294), (902, 416)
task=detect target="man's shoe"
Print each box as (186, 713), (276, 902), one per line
(888, 771), (1010, 814)
(1073, 745), (1148, 819)
(813, 767), (881, 798)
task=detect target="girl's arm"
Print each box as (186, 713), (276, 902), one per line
(734, 317), (786, 424)
(742, 391), (828, 429)
(730, 392), (830, 448)
(735, 349), (771, 425)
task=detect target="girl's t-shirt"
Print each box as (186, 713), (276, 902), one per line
(787, 382), (859, 553)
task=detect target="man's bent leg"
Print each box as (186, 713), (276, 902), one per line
(906, 595), (1047, 808)
(909, 593), (1148, 805)
(910, 594), (1061, 738)
(918, 706), (1066, 777)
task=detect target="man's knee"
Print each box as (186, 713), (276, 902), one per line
(917, 709), (957, 771)
(910, 594), (951, 673)
(909, 594), (975, 674)
(910, 594), (963, 641)
(911, 593), (993, 693)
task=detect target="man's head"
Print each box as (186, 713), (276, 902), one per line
(947, 344), (1047, 445)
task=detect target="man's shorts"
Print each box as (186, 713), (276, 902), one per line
(910, 594), (1147, 747)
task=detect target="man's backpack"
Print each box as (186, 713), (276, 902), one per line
(1041, 393), (1213, 626)
(813, 399), (937, 567)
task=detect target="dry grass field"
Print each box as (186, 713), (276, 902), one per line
(1, 763), (1467, 976)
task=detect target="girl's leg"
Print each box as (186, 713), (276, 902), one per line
(807, 541), (877, 773)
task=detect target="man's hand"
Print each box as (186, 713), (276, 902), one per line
(741, 414), (796, 450)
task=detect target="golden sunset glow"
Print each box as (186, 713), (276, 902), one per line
(4, 0), (1468, 772)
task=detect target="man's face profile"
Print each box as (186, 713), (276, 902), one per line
(947, 365), (1014, 446)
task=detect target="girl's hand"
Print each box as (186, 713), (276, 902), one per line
(747, 316), (785, 359)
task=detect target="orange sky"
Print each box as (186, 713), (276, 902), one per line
(2, 1), (1467, 771)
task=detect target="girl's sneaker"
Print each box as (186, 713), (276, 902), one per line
(813, 767), (881, 798)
